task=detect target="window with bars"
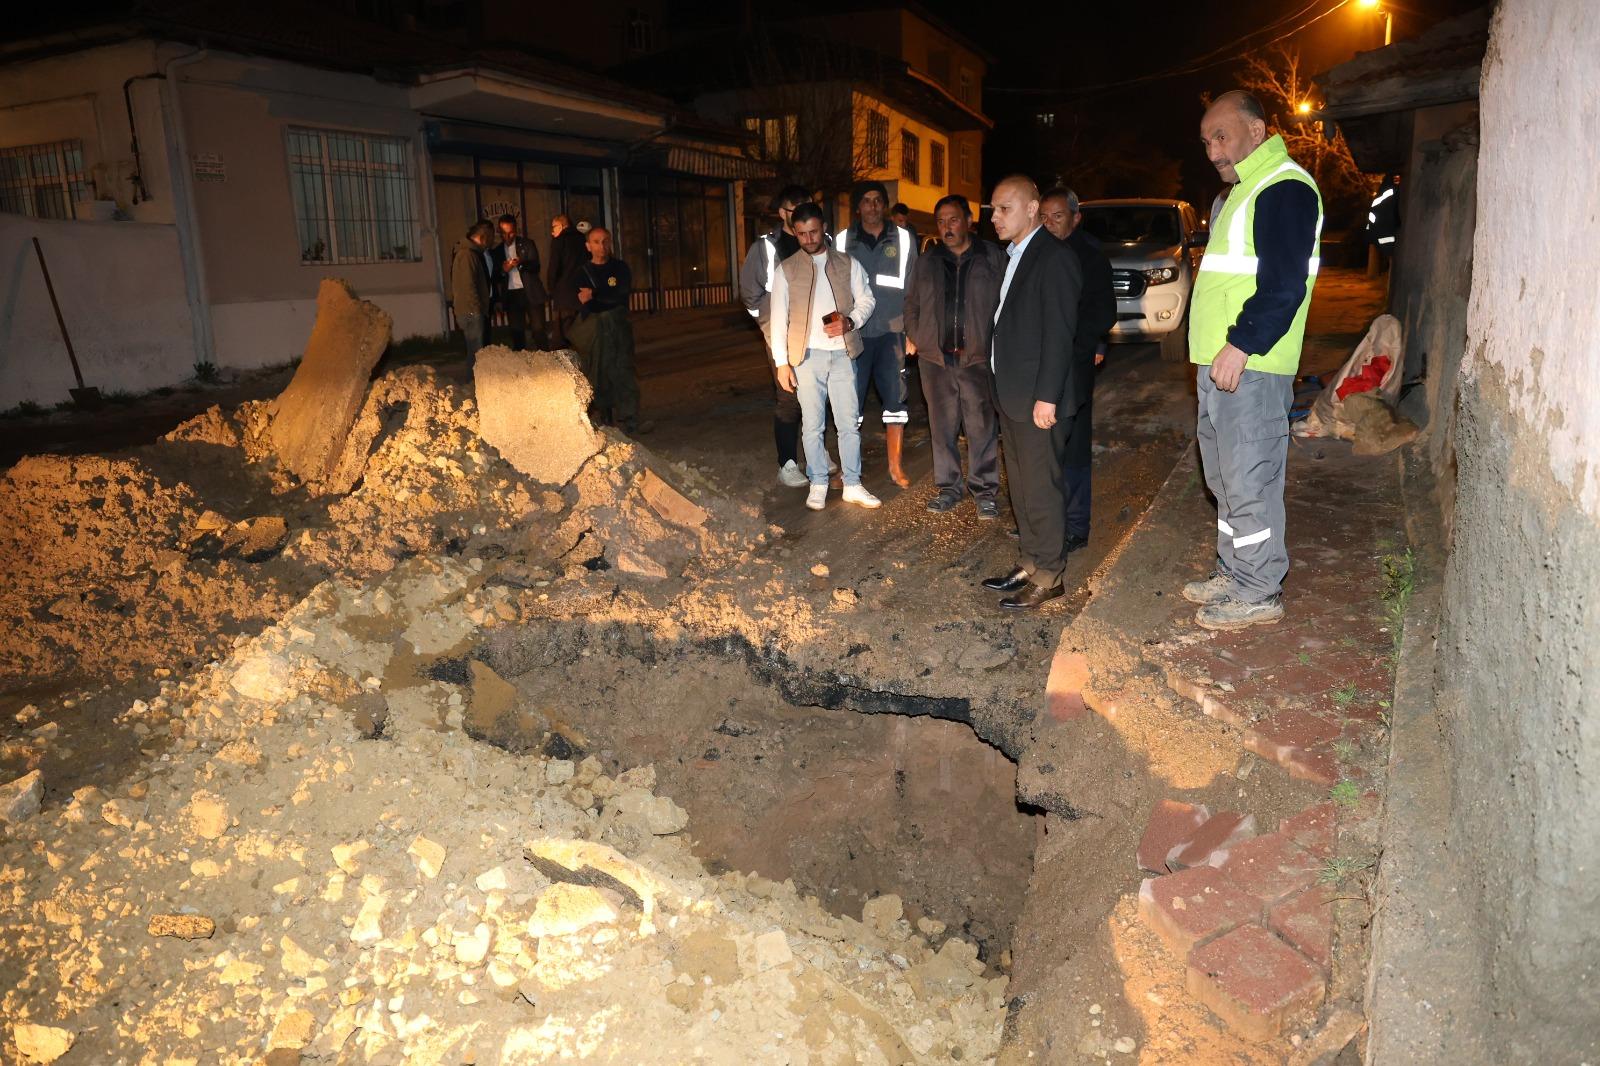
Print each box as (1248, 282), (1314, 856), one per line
(286, 127), (418, 264)
(900, 130), (920, 183)
(0, 140), (92, 220)
(743, 114), (798, 162)
(930, 141), (946, 188)
(866, 111), (890, 169)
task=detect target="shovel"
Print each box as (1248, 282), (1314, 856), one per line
(32, 236), (102, 409)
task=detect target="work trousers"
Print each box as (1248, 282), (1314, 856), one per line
(1063, 396), (1092, 539)
(763, 342), (803, 466)
(854, 332), (908, 426)
(1000, 407), (1072, 589)
(569, 307), (639, 428)
(502, 290), (548, 351)
(796, 348), (862, 486)
(1196, 367), (1294, 602)
(920, 356), (998, 500)
(552, 309), (577, 349)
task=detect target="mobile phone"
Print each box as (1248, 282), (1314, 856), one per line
(821, 310), (842, 326)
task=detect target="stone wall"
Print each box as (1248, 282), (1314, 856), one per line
(1439, 0), (1600, 1058)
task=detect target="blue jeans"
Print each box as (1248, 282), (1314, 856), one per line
(795, 348), (862, 486)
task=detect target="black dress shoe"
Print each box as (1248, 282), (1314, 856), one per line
(982, 567), (1029, 592)
(1000, 582), (1065, 610)
(1065, 533), (1089, 553)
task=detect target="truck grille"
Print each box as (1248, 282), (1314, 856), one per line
(1112, 269), (1147, 299)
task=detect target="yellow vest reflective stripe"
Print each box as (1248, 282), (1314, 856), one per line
(836, 226), (911, 289)
(1189, 136), (1323, 376)
(746, 234), (779, 318)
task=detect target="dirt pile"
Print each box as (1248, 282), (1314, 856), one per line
(0, 554), (1006, 1063)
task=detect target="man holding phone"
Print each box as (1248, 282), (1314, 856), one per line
(495, 214), (547, 350)
(767, 202), (880, 511)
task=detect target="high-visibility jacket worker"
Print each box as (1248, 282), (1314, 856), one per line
(1366, 174), (1401, 248)
(835, 180), (918, 487)
(739, 185), (812, 488)
(1185, 93), (1324, 632)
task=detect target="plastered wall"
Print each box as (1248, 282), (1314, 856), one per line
(1440, 0), (1600, 1057)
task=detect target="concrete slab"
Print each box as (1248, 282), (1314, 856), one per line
(268, 279), (392, 486)
(474, 347), (601, 487)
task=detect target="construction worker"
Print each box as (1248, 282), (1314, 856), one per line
(836, 181), (918, 488)
(1185, 90), (1323, 631)
(741, 185), (815, 488)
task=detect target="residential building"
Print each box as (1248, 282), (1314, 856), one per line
(0, 1), (763, 407)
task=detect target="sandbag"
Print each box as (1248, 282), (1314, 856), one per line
(1294, 314), (1403, 442)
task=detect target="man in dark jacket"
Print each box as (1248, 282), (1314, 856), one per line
(495, 213), (548, 350)
(904, 194), (1005, 518)
(1042, 187), (1117, 549)
(557, 226), (639, 432)
(981, 175), (1082, 610)
(451, 220), (494, 362)
(547, 214), (587, 348)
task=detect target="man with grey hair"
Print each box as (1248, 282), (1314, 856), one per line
(1184, 88), (1323, 630)
(1042, 186), (1116, 551)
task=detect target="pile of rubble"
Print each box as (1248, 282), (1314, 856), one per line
(0, 550), (1006, 1063)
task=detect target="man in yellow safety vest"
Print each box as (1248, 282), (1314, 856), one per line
(1183, 90), (1324, 631)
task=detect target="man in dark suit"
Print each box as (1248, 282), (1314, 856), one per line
(1042, 187), (1117, 550)
(495, 214), (548, 350)
(547, 214), (587, 347)
(981, 175), (1083, 610)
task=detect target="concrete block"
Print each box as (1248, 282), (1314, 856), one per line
(474, 347), (601, 486)
(1186, 923), (1325, 1042)
(268, 278), (392, 485)
(639, 469), (707, 529)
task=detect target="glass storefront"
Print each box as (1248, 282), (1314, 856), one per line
(432, 152), (736, 314)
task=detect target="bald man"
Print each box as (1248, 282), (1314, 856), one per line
(558, 226), (641, 432)
(980, 175), (1083, 610)
(1184, 90), (1323, 630)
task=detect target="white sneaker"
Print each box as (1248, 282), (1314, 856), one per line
(806, 484), (828, 510)
(778, 460), (809, 488)
(842, 484), (881, 509)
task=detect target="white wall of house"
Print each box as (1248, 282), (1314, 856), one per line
(172, 51), (444, 368)
(1, 214), (195, 405)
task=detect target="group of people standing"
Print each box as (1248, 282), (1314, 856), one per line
(741, 176), (1116, 610)
(742, 88), (1322, 627)
(451, 212), (642, 433)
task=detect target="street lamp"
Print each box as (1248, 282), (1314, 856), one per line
(1357, 0), (1393, 45)
(1297, 100), (1314, 114)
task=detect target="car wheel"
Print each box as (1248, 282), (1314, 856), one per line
(1160, 317), (1189, 361)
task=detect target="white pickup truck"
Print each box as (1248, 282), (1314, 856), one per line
(1078, 198), (1208, 361)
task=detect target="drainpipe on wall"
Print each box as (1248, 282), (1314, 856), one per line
(157, 46), (214, 368)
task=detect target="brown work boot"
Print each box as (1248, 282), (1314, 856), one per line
(886, 424), (911, 488)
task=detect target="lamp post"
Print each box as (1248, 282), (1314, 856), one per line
(1358, 0), (1394, 45)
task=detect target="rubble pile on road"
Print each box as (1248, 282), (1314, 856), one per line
(0, 552), (1006, 1064)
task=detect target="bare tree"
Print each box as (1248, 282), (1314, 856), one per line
(1233, 44), (1380, 215)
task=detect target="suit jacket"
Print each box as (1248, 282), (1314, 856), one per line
(1064, 227), (1117, 411)
(547, 228), (587, 295)
(991, 227), (1082, 422)
(495, 236), (548, 304)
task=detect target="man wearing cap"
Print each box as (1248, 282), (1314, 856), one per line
(836, 181), (918, 488)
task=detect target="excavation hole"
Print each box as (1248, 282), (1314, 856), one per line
(494, 642), (1039, 967)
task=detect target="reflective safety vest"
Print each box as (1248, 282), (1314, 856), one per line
(745, 234), (779, 319)
(835, 225), (912, 290)
(1189, 135), (1324, 376)
(1367, 180), (1399, 246)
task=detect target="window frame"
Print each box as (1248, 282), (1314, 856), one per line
(0, 139), (92, 220)
(900, 129), (920, 184)
(930, 141), (946, 188)
(866, 111), (890, 170)
(285, 126), (420, 266)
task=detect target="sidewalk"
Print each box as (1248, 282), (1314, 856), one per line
(1002, 406), (1409, 1059)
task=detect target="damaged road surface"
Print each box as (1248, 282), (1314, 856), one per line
(0, 287), (1197, 1064)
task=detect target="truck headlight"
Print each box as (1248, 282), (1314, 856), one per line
(1143, 265), (1179, 285)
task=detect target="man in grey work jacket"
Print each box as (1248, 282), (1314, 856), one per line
(740, 185), (813, 488)
(836, 181), (918, 488)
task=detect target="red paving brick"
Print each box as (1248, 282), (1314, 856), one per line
(1280, 802), (1337, 859)
(1172, 811), (1256, 869)
(1269, 886), (1334, 971)
(1138, 865), (1261, 957)
(1212, 831), (1322, 906)
(1186, 923), (1326, 1043)
(1137, 799), (1212, 873)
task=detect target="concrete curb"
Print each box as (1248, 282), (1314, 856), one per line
(1364, 448), (1486, 1063)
